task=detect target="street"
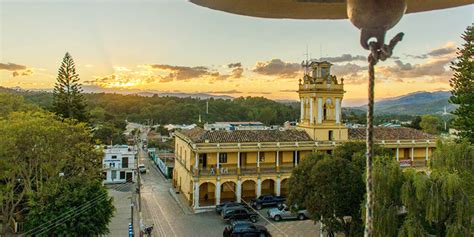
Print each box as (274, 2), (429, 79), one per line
(137, 127), (320, 237)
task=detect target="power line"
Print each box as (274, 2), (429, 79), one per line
(24, 181), (133, 236)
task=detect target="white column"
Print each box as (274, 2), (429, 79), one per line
(194, 180), (199, 208)
(425, 147), (429, 161)
(257, 151), (260, 168)
(276, 151), (279, 167)
(310, 98), (314, 124)
(411, 147), (414, 161)
(216, 152), (220, 169)
(294, 150), (298, 166)
(215, 180), (221, 205)
(257, 178), (261, 197)
(237, 151), (240, 169)
(396, 147), (399, 161)
(194, 152), (199, 170)
(236, 179), (242, 203)
(317, 98), (323, 124)
(335, 98), (341, 124)
(276, 177), (281, 196)
(300, 98), (304, 122)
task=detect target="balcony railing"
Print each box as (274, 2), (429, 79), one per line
(399, 159), (428, 168)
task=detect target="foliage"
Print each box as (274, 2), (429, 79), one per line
(0, 93), (37, 118)
(288, 153), (365, 237)
(449, 25), (474, 143)
(403, 116), (421, 130)
(24, 177), (114, 236)
(419, 115), (442, 134)
(93, 123), (127, 145)
(369, 157), (405, 237)
(0, 108), (112, 235)
(430, 140), (474, 215)
(52, 52), (89, 122)
(399, 169), (471, 237)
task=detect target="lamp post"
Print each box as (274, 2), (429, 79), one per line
(188, 1), (474, 236)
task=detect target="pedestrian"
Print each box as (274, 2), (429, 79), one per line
(223, 225), (231, 237)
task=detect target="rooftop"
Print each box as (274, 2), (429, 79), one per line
(178, 127), (312, 143)
(349, 127), (435, 140)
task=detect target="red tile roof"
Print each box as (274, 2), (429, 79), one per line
(178, 127), (312, 143)
(349, 127), (435, 140)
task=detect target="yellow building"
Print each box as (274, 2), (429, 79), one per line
(173, 61), (435, 211)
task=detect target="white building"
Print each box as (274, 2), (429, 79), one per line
(204, 122), (266, 131)
(102, 145), (137, 184)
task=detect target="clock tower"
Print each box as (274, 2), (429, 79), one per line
(297, 60), (348, 141)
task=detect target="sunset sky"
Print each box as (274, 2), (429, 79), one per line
(1, 0), (473, 106)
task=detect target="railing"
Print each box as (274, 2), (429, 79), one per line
(194, 139), (435, 152)
(399, 159), (428, 168)
(102, 162), (135, 169)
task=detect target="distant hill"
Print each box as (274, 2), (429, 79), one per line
(354, 91), (455, 115)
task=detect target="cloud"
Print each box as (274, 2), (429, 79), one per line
(228, 63), (242, 68)
(0, 62), (34, 77)
(407, 42), (456, 59)
(149, 64), (216, 82)
(253, 59), (300, 77)
(201, 89), (242, 94)
(319, 54), (366, 63)
(12, 69), (34, 77)
(379, 57), (452, 80)
(332, 63), (368, 77)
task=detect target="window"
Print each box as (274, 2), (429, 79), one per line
(111, 155), (117, 159)
(111, 170), (117, 180)
(328, 130), (334, 141)
(259, 153), (265, 162)
(122, 157), (129, 168)
(110, 162), (115, 168)
(219, 153), (228, 163)
(120, 171), (125, 179)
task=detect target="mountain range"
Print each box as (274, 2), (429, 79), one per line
(354, 91), (455, 115)
(0, 86), (454, 116)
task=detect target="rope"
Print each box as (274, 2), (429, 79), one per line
(364, 32), (404, 237)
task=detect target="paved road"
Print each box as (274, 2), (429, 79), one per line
(138, 126), (320, 237)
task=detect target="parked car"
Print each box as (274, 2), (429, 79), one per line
(250, 195), (286, 210)
(222, 207), (259, 223)
(267, 204), (308, 221)
(138, 164), (146, 173)
(216, 202), (251, 215)
(223, 220), (271, 237)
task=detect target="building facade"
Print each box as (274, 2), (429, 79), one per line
(102, 145), (137, 184)
(172, 61), (436, 211)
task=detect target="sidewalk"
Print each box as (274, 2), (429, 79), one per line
(106, 184), (137, 237)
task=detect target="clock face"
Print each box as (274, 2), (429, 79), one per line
(326, 98), (332, 105)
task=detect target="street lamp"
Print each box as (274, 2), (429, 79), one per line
(188, 1), (473, 236)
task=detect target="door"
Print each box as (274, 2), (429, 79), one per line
(240, 153), (247, 168)
(126, 172), (133, 182)
(201, 154), (207, 168)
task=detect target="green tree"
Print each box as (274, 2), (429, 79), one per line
(449, 26), (474, 143)
(400, 169), (471, 237)
(430, 140), (474, 215)
(368, 157), (405, 237)
(288, 155), (365, 237)
(93, 123), (126, 145)
(52, 52), (88, 122)
(419, 115), (441, 134)
(24, 177), (114, 236)
(0, 111), (111, 235)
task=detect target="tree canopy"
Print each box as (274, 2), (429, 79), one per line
(449, 25), (474, 143)
(0, 95), (114, 235)
(52, 52), (88, 122)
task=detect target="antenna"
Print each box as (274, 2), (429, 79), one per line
(319, 44), (322, 60)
